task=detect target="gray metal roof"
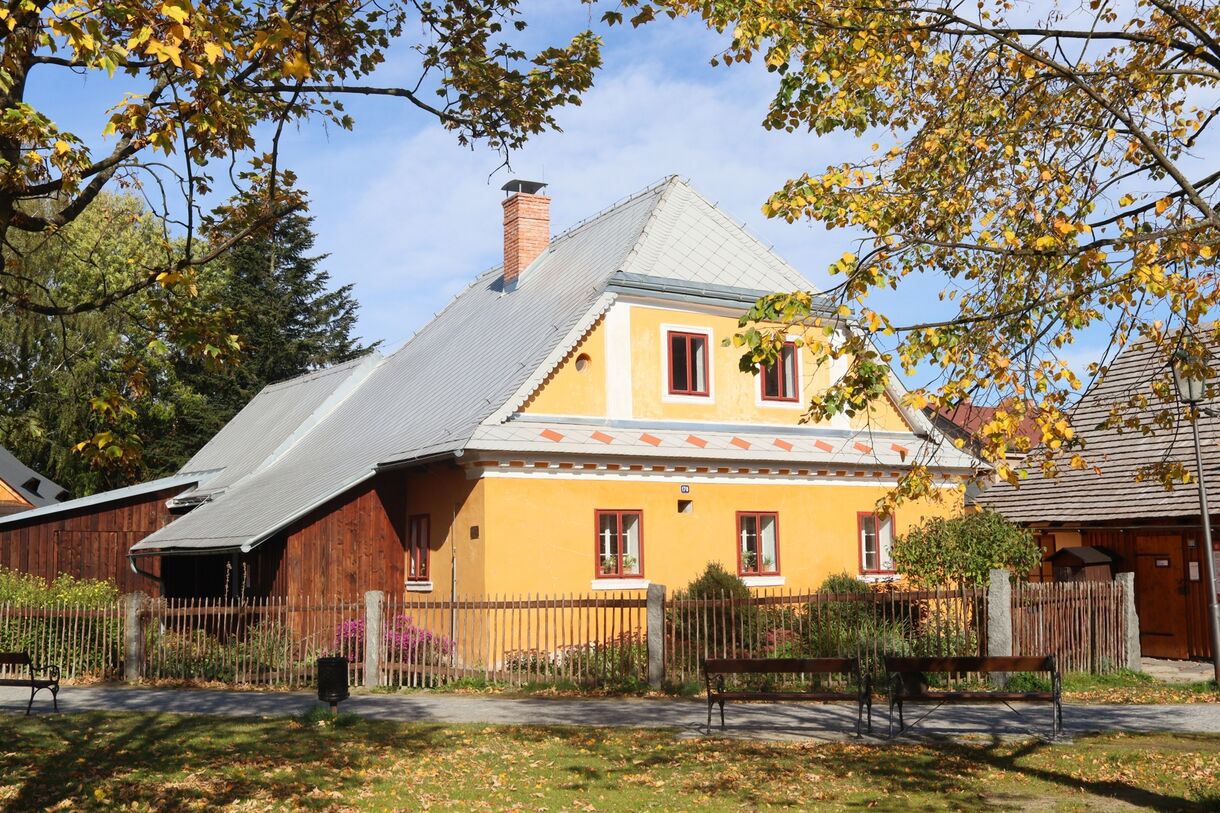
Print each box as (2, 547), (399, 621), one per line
(983, 338), (1220, 523)
(0, 445), (67, 509)
(174, 352), (381, 501)
(131, 176), (963, 554)
(0, 471), (204, 528)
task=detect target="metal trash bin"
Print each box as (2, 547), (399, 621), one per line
(317, 656), (350, 712)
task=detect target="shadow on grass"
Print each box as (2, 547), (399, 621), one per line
(0, 711), (448, 812)
(0, 713), (1214, 811)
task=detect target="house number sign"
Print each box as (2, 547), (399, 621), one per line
(680, 484), (690, 494)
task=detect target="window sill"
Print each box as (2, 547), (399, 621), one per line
(741, 575), (785, 588)
(406, 581), (434, 593)
(591, 578), (650, 591)
(857, 573), (899, 584)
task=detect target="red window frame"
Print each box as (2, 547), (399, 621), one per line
(666, 330), (710, 397)
(594, 509), (644, 578)
(857, 511), (896, 575)
(736, 511), (781, 576)
(760, 342), (799, 402)
(408, 514), (430, 582)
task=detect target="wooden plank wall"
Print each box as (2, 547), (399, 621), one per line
(0, 486), (184, 594)
(256, 470), (408, 600)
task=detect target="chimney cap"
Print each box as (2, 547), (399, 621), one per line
(501, 179), (548, 197)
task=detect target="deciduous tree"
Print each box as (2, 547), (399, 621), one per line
(609, 0), (1220, 502)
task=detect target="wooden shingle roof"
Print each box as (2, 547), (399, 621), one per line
(983, 338), (1220, 523)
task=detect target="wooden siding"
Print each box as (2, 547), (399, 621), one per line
(248, 470), (409, 600)
(0, 486), (182, 594)
(1079, 525), (1213, 660)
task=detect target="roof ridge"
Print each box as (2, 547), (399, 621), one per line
(259, 351), (380, 392)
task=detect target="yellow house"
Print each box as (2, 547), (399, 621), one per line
(50, 176), (977, 600)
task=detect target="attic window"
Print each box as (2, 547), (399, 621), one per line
(21, 477), (39, 496)
(667, 331), (709, 396)
(761, 342), (798, 402)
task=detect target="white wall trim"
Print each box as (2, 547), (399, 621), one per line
(659, 323), (716, 405)
(857, 574), (900, 584)
(470, 466), (963, 489)
(591, 578), (650, 591)
(605, 302), (633, 419)
(406, 581), (434, 593)
(742, 575), (786, 588)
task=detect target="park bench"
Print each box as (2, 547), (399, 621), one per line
(703, 657), (871, 735)
(0, 652), (60, 715)
(885, 655), (1061, 738)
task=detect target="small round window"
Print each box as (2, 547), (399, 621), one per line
(575, 353), (592, 372)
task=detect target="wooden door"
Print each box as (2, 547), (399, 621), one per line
(1133, 534), (1190, 659)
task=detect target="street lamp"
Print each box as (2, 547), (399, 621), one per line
(1170, 350), (1220, 685)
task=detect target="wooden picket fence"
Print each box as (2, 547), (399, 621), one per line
(664, 586), (988, 686)
(380, 593), (648, 687)
(142, 596), (365, 688)
(0, 601), (125, 681)
(0, 579), (1136, 689)
(1012, 581), (1129, 673)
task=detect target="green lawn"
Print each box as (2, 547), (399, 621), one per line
(0, 711), (1217, 811)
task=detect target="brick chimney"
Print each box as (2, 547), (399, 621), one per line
(501, 180), (550, 291)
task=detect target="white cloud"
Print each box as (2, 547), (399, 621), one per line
(283, 30), (869, 348)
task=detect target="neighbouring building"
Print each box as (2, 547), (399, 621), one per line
(0, 177), (977, 600)
(0, 446), (68, 518)
(984, 339), (1219, 660)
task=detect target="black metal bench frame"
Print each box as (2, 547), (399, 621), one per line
(885, 655), (1061, 739)
(703, 657), (872, 735)
(0, 652), (60, 715)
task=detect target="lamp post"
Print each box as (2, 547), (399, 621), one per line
(1170, 351), (1220, 684)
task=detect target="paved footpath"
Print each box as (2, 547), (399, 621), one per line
(2, 685), (1219, 742)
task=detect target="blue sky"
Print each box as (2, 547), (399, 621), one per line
(40, 4), (1156, 389)
(41, 9), (884, 351)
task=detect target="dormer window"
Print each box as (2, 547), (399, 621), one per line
(668, 330), (709, 396)
(761, 342), (798, 402)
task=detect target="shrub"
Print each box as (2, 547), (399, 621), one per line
(0, 567), (119, 608)
(816, 572), (872, 596)
(335, 615), (454, 666)
(684, 562), (750, 601)
(678, 562), (756, 656)
(891, 509), (1041, 587)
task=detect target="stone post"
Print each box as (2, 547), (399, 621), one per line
(123, 592), (147, 683)
(987, 569), (1013, 686)
(364, 590), (384, 689)
(1117, 572), (1142, 672)
(647, 583), (666, 690)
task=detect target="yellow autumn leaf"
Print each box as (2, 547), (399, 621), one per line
(160, 1), (190, 24)
(1155, 197), (1170, 215)
(53, 140), (71, 155)
(203, 41), (225, 64)
(283, 51), (312, 80)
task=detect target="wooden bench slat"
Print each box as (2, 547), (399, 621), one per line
(712, 688), (858, 698)
(901, 691), (1054, 702)
(0, 653), (32, 666)
(704, 657), (859, 674)
(885, 656), (1054, 673)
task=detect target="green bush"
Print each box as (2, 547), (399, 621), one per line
(0, 567), (120, 607)
(677, 563), (757, 657)
(684, 562), (751, 601)
(891, 509), (1041, 587)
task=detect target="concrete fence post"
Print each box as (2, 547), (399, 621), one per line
(123, 592), (147, 683)
(987, 569), (1013, 686)
(1117, 572), (1142, 671)
(646, 583), (666, 690)
(364, 590), (385, 689)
